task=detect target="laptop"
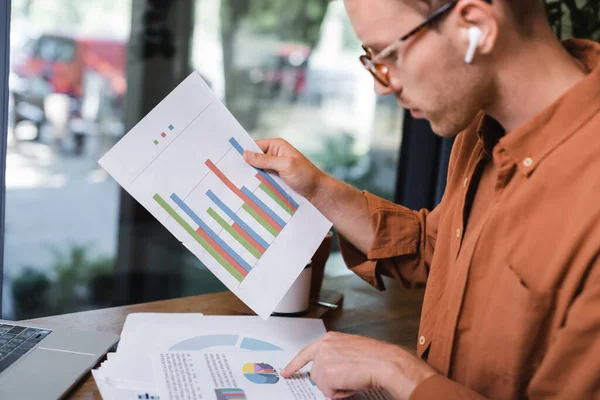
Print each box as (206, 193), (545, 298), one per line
(0, 320), (119, 399)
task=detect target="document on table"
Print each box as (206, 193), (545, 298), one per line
(153, 350), (393, 400)
(92, 314), (328, 400)
(99, 72), (332, 318)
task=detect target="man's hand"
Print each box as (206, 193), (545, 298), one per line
(243, 139), (326, 202)
(245, 138), (376, 255)
(281, 332), (438, 399)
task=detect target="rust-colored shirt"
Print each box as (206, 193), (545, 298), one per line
(339, 39), (600, 399)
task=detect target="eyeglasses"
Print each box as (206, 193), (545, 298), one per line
(360, 0), (459, 87)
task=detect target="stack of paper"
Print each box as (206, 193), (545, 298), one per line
(93, 313), (392, 400)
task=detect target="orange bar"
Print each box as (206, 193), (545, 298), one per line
(195, 227), (248, 278)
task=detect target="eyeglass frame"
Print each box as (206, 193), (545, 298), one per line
(359, 0), (460, 87)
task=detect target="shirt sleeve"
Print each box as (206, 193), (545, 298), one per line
(336, 124), (471, 291)
(338, 193), (440, 290)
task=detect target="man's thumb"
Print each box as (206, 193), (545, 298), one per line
(244, 150), (285, 171)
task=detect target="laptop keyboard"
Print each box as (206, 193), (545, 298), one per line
(0, 324), (52, 373)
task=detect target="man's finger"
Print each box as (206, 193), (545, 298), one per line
(243, 150), (287, 172)
(281, 342), (319, 378)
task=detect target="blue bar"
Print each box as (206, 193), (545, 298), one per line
(206, 190), (270, 250)
(170, 194), (253, 273)
(241, 187), (285, 228)
(229, 137), (245, 155)
(230, 137), (300, 209)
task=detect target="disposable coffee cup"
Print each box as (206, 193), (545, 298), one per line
(272, 262), (312, 317)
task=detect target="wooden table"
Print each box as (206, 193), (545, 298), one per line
(22, 275), (424, 399)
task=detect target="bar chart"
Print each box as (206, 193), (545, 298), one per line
(153, 138), (298, 283)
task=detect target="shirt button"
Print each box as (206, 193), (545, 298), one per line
(463, 177), (469, 187)
(523, 157), (534, 168)
(419, 336), (426, 346)
(456, 228), (462, 239)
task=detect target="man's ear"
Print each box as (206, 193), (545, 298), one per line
(453, 0), (498, 60)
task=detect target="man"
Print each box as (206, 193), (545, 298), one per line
(244, 0), (600, 398)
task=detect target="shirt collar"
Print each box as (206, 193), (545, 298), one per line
(477, 39), (600, 176)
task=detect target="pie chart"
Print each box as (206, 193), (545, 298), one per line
(242, 362), (280, 384)
(168, 335), (282, 351)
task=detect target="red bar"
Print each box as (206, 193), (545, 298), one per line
(195, 227), (248, 278)
(233, 223), (266, 254)
(256, 173), (298, 212)
(205, 160), (283, 232)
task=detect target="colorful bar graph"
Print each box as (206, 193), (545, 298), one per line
(153, 194), (245, 282)
(215, 388), (247, 400)
(205, 160), (283, 233)
(229, 137), (299, 211)
(153, 138), (304, 283)
(137, 394), (159, 400)
(207, 207), (263, 259)
(258, 183), (294, 215)
(170, 194), (252, 274)
(241, 187), (286, 228)
(242, 203), (279, 236)
(206, 190), (270, 250)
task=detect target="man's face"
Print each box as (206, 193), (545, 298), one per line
(345, 0), (493, 137)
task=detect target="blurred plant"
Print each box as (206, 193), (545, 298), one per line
(49, 244), (114, 310)
(310, 133), (360, 179)
(11, 267), (52, 319)
(11, 244), (114, 319)
(546, 0), (600, 40)
(309, 133), (394, 200)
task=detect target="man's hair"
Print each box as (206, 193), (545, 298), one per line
(412, 0), (546, 28)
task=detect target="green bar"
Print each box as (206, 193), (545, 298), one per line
(242, 204), (280, 236)
(207, 207), (262, 259)
(153, 194), (244, 282)
(154, 140), (159, 145)
(258, 183), (294, 216)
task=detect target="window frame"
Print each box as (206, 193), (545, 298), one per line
(0, 0), (12, 316)
(0, 0), (452, 316)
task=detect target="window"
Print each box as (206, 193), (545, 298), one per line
(2, 0), (404, 319)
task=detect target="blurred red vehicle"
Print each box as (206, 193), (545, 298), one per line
(13, 32), (126, 100)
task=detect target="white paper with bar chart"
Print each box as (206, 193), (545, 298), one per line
(99, 72), (332, 319)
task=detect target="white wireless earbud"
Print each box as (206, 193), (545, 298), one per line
(465, 26), (483, 64)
